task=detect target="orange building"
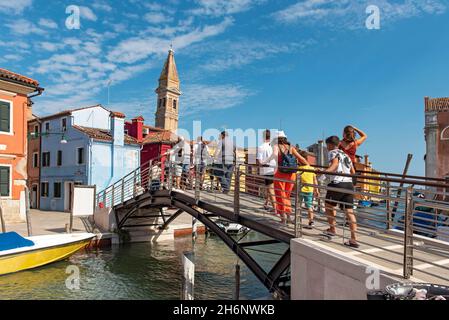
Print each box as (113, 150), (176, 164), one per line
(0, 68), (43, 222)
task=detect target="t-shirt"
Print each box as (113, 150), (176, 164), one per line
(298, 165), (315, 193)
(328, 149), (353, 184)
(214, 137), (235, 165)
(257, 142), (275, 176)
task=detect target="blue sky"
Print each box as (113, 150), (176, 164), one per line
(1, 0), (449, 175)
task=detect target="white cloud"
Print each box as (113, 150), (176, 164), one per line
(0, 0), (32, 14)
(182, 84), (255, 116)
(92, 1), (113, 12)
(80, 6), (98, 22)
(190, 0), (264, 16)
(273, 0), (447, 28)
(144, 12), (171, 24)
(107, 17), (233, 64)
(6, 19), (47, 35)
(194, 39), (313, 72)
(38, 18), (58, 29)
(3, 54), (23, 61)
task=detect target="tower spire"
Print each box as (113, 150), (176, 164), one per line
(155, 48), (181, 132)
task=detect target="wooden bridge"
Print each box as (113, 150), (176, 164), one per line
(97, 157), (449, 299)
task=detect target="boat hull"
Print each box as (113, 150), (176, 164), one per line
(0, 237), (93, 276)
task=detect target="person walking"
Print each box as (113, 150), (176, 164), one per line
(193, 136), (210, 190)
(323, 136), (359, 248)
(262, 131), (309, 224)
(257, 129), (276, 212)
(298, 151), (319, 229)
(214, 131), (236, 194)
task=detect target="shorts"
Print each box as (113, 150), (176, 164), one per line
(173, 164), (183, 177)
(300, 192), (313, 209)
(325, 182), (354, 209)
(263, 174), (274, 186)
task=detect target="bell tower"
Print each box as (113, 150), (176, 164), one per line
(155, 47), (181, 132)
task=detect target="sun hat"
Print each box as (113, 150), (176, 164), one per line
(276, 130), (287, 139)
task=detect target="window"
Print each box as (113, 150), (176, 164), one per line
(0, 166), (11, 197)
(61, 118), (67, 132)
(32, 153), (39, 168)
(77, 148), (85, 165)
(44, 122), (50, 133)
(34, 125), (39, 135)
(158, 98), (162, 108)
(41, 182), (49, 197)
(42, 152), (50, 167)
(53, 182), (62, 198)
(57, 150), (62, 166)
(0, 100), (12, 134)
(162, 98), (166, 107)
(173, 99), (177, 110)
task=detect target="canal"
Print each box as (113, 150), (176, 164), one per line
(0, 232), (287, 300)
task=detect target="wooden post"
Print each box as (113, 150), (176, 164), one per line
(182, 252), (195, 300)
(233, 263), (241, 300)
(294, 174), (302, 238)
(25, 186), (32, 236)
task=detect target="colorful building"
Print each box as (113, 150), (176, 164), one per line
(35, 105), (140, 211)
(0, 68), (43, 222)
(424, 97), (449, 181)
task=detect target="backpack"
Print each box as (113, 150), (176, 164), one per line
(279, 146), (298, 174)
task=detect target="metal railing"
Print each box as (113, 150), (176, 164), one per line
(96, 155), (449, 283)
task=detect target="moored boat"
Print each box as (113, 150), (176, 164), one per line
(0, 232), (95, 276)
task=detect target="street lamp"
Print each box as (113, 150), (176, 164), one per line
(28, 132), (68, 144)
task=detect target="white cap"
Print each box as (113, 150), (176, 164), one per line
(276, 130), (287, 139)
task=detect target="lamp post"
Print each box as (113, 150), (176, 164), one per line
(29, 131), (68, 144)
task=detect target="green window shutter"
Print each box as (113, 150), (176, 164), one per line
(0, 101), (11, 133)
(0, 166), (10, 197)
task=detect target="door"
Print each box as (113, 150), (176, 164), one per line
(64, 182), (73, 211)
(31, 185), (38, 208)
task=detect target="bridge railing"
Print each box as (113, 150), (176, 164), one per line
(96, 154), (449, 283)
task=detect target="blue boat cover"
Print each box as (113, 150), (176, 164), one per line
(0, 232), (35, 252)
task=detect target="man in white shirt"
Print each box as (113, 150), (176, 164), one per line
(214, 131), (236, 193)
(323, 135), (358, 248)
(193, 136), (210, 189)
(257, 130), (276, 211)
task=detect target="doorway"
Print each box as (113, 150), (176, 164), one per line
(64, 182), (73, 212)
(31, 184), (38, 209)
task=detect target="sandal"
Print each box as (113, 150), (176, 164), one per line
(344, 241), (360, 248)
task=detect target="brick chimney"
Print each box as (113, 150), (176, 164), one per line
(130, 116), (144, 142)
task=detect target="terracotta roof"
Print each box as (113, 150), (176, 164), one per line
(111, 111), (126, 118)
(425, 97), (449, 112)
(0, 68), (40, 87)
(73, 125), (139, 145)
(142, 130), (178, 145)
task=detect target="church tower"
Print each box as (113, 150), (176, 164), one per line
(155, 48), (181, 132)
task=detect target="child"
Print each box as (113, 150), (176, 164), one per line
(323, 136), (359, 248)
(298, 151), (319, 229)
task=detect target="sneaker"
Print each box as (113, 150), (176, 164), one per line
(305, 221), (314, 229)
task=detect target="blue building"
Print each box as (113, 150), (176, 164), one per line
(37, 105), (140, 211)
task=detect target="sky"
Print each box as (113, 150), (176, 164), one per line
(1, 0), (449, 176)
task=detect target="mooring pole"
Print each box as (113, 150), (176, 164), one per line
(233, 263), (241, 300)
(24, 186), (32, 236)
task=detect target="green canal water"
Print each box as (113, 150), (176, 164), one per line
(0, 232), (287, 300)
